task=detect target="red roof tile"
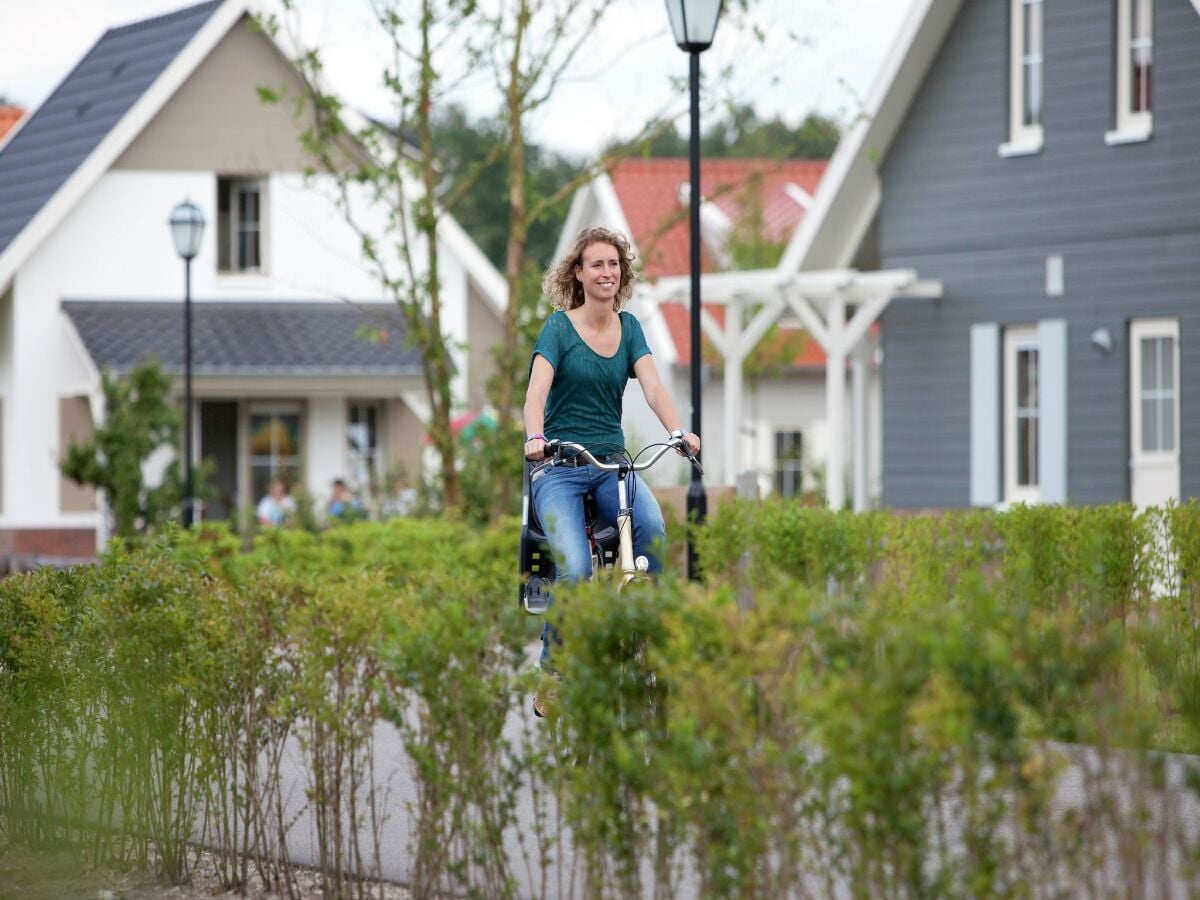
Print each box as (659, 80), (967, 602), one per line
(611, 157), (825, 281)
(0, 106), (23, 142)
(610, 157), (828, 369)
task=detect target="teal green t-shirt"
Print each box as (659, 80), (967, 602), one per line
(530, 310), (651, 454)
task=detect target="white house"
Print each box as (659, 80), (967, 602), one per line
(0, 0), (506, 561)
(557, 157), (886, 501)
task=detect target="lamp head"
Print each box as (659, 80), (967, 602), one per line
(169, 199), (206, 261)
(664, 0), (722, 52)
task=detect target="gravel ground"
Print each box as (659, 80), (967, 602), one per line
(0, 839), (411, 900)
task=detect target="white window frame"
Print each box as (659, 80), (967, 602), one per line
(217, 176), (268, 274)
(773, 429), (804, 498)
(1004, 326), (1040, 504)
(1130, 318), (1179, 464)
(246, 402), (303, 507)
(999, 0), (1045, 157)
(1106, 0), (1153, 145)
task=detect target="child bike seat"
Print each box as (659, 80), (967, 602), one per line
(519, 458), (619, 614)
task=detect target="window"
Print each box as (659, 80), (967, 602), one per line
(248, 407), (301, 504)
(347, 402), (381, 490)
(217, 177), (264, 272)
(1135, 328), (1176, 455)
(1004, 327), (1039, 502)
(1130, 318), (1180, 508)
(774, 430), (803, 498)
(1108, 0), (1153, 144)
(1001, 0), (1044, 156)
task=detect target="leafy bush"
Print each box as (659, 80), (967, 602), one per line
(59, 361), (212, 538)
(2, 504), (1200, 897)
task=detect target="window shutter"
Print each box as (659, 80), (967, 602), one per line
(1038, 319), (1068, 503)
(970, 323), (1001, 506)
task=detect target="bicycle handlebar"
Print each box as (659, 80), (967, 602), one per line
(533, 438), (704, 478)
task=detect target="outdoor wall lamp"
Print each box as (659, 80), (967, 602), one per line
(169, 198), (205, 527)
(665, 0), (722, 580)
(1091, 327), (1114, 354)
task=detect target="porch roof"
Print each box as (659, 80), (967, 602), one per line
(62, 300), (425, 377)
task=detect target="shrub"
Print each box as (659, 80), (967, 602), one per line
(1, 506), (1197, 897)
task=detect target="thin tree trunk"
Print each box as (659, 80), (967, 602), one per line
(492, 0), (533, 515)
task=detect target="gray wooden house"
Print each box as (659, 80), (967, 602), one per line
(790, 0), (1200, 509)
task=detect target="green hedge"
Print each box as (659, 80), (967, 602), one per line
(3, 503), (1200, 897)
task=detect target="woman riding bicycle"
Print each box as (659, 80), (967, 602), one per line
(524, 226), (700, 713)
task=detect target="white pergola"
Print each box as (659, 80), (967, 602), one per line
(650, 267), (942, 509)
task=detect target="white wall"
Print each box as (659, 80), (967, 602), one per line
(32, 170), (391, 302)
(624, 350), (882, 502)
(306, 396), (346, 509)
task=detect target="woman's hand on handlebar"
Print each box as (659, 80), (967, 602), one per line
(670, 430), (700, 457)
(524, 436), (547, 460)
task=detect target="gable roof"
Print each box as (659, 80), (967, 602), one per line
(779, 0), (964, 271)
(609, 158), (825, 281)
(0, 0), (509, 317)
(0, 2), (224, 261)
(63, 300), (424, 377)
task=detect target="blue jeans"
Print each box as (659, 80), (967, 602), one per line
(531, 463), (666, 670)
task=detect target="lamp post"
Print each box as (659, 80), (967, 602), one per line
(665, 0), (721, 580)
(169, 199), (205, 528)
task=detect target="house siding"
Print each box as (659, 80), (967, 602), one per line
(879, 0), (1200, 508)
(114, 15), (331, 175)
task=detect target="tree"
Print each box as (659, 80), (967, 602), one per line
(625, 104), (840, 161)
(431, 105), (579, 273)
(263, 0), (481, 508)
(60, 361), (190, 539)
(265, 2), (797, 516)
(265, 0), (675, 515)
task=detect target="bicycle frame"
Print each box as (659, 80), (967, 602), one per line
(532, 438), (702, 586)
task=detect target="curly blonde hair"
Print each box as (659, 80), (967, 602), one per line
(542, 226), (637, 312)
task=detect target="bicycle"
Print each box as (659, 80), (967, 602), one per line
(518, 436), (704, 615)
(518, 437), (702, 719)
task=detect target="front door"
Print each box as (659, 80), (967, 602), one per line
(248, 405), (303, 507)
(1130, 318), (1180, 509)
(200, 401), (238, 521)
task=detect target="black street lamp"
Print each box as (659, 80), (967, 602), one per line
(665, 0), (721, 580)
(169, 199), (205, 528)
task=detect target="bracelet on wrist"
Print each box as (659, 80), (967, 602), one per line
(526, 433), (545, 443)
(669, 429), (685, 440)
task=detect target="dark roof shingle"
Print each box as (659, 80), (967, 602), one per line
(0, 1), (223, 257)
(63, 300), (425, 377)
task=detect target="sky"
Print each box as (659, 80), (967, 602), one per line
(0, 0), (920, 159)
